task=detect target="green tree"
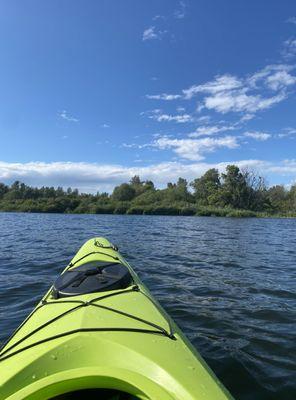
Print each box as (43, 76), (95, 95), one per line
(219, 165), (249, 209)
(130, 175), (142, 186)
(0, 183), (9, 199)
(288, 185), (296, 211)
(267, 185), (287, 211)
(112, 183), (136, 201)
(191, 169), (221, 206)
(241, 168), (268, 211)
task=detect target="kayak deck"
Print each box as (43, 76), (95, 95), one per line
(0, 238), (233, 400)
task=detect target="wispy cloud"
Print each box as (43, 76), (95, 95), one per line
(101, 123), (110, 128)
(174, 1), (186, 19)
(146, 93), (182, 100)
(152, 15), (165, 21)
(142, 26), (167, 41)
(142, 26), (157, 41)
(240, 113), (255, 122)
(58, 110), (79, 122)
(197, 115), (211, 123)
(266, 69), (296, 90)
(143, 2), (186, 42)
(189, 124), (236, 137)
(203, 90), (286, 114)
(183, 75), (243, 99)
(247, 64), (296, 89)
(152, 135), (239, 161)
(244, 131), (271, 141)
(149, 113), (193, 123)
(146, 64), (296, 117)
(286, 17), (296, 25)
(278, 127), (296, 138)
(282, 38), (296, 59)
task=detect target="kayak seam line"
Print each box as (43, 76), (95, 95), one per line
(0, 328), (172, 362)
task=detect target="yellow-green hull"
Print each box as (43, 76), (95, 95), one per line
(0, 238), (233, 400)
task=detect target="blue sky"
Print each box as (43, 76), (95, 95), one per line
(0, 0), (296, 192)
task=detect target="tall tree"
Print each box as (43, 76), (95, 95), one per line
(112, 183), (136, 201)
(220, 165), (249, 209)
(191, 168), (221, 206)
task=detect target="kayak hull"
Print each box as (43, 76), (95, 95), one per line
(0, 238), (233, 400)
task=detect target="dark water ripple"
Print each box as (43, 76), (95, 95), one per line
(0, 212), (295, 399)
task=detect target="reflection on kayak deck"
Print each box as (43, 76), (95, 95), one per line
(51, 388), (139, 399)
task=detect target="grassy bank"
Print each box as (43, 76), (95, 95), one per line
(1, 200), (295, 218)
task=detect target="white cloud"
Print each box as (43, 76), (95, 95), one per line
(183, 75), (243, 99)
(240, 113), (255, 122)
(278, 127), (296, 138)
(174, 1), (186, 19)
(282, 38), (296, 59)
(152, 15), (165, 21)
(145, 64), (296, 117)
(286, 17), (296, 25)
(266, 70), (296, 90)
(266, 159), (296, 175)
(58, 110), (79, 122)
(1, 159), (294, 193)
(142, 26), (157, 41)
(197, 115), (211, 123)
(244, 131), (271, 141)
(101, 123), (110, 128)
(150, 113), (193, 123)
(122, 142), (149, 149)
(146, 93), (182, 100)
(152, 135), (239, 161)
(203, 90), (286, 114)
(189, 124), (236, 137)
(142, 26), (167, 41)
(248, 64), (296, 90)
(140, 108), (162, 116)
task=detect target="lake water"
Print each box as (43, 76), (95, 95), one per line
(0, 212), (295, 399)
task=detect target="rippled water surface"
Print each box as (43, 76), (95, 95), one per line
(0, 212), (295, 399)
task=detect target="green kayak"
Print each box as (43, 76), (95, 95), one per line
(0, 238), (233, 400)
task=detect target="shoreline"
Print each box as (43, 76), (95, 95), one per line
(0, 208), (295, 218)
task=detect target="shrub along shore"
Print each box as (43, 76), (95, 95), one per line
(0, 165), (295, 218)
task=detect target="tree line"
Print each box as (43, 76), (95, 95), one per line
(0, 165), (295, 217)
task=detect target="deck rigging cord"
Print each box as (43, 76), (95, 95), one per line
(0, 283), (176, 363)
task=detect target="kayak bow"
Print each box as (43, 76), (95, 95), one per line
(0, 238), (233, 400)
